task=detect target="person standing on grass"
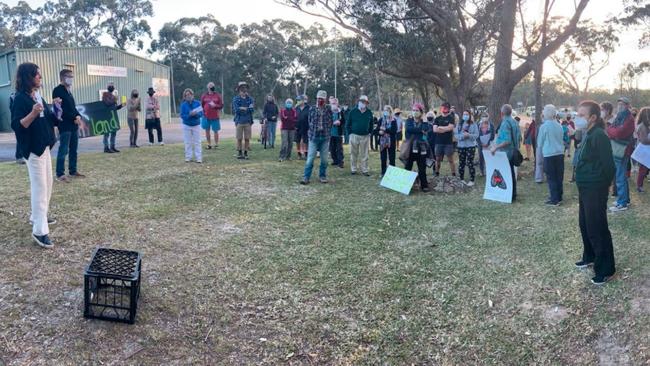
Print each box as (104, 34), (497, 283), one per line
(279, 98), (297, 162)
(394, 108), (403, 151)
(101, 81), (124, 153)
(11, 63), (63, 248)
(456, 109), (479, 186)
(523, 121), (534, 161)
(295, 95), (310, 160)
(180, 88), (203, 164)
(144, 87), (163, 146)
(606, 97), (636, 212)
(477, 113), (495, 177)
(634, 107), (650, 192)
(536, 104), (565, 206)
(378, 105), (397, 177)
(52, 69), (85, 182)
(300, 90), (333, 185)
(126, 89), (141, 148)
(404, 103), (431, 192)
(347, 95), (373, 176)
(200, 82), (223, 149)
(329, 97), (345, 168)
(574, 100), (616, 285)
(263, 95), (279, 148)
(232, 81), (254, 160)
(433, 102), (456, 177)
(490, 104), (521, 202)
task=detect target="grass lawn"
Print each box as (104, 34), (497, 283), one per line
(0, 139), (648, 365)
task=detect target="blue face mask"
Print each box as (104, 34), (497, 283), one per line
(462, 115), (469, 121)
(383, 111), (389, 117)
(286, 103), (293, 109)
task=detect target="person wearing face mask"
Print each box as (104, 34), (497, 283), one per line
(200, 82), (223, 149)
(403, 103), (431, 192)
(300, 90), (334, 185)
(490, 104), (521, 202)
(606, 97), (636, 212)
(263, 95), (279, 148)
(536, 104), (565, 206)
(145, 87), (163, 146)
(52, 69), (84, 181)
(329, 97), (345, 168)
(433, 102), (456, 177)
(477, 113), (495, 177)
(346, 95), (374, 176)
(232, 81), (254, 159)
(378, 105), (397, 177)
(574, 100), (616, 285)
(455, 109), (479, 186)
(279, 98), (298, 162)
(126, 89), (141, 148)
(295, 95), (310, 160)
(394, 108), (403, 151)
(11, 63), (63, 248)
(180, 88), (203, 163)
(101, 82), (125, 153)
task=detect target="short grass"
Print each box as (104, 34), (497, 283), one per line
(0, 139), (648, 365)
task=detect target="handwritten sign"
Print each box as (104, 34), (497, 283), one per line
(75, 101), (121, 138)
(631, 143), (650, 169)
(380, 165), (418, 195)
(482, 150), (513, 203)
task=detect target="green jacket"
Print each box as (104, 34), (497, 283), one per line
(575, 125), (615, 189)
(346, 107), (373, 135)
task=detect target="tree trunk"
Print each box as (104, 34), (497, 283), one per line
(488, 0), (518, 128)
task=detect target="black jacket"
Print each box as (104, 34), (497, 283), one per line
(263, 102), (279, 122)
(297, 104), (311, 132)
(11, 91), (58, 159)
(52, 84), (81, 132)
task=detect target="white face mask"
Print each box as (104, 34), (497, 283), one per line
(64, 77), (73, 87)
(600, 111), (607, 119)
(574, 116), (589, 130)
(358, 102), (367, 110)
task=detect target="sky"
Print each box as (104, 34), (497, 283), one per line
(5, 0), (650, 91)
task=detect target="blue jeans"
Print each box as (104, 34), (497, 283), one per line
(303, 136), (329, 180)
(103, 131), (117, 147)
(267, 121), (277, 147)
(57, 130), (79, 177)
(614, 156), (630, 206)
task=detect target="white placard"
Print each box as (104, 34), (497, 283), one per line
(152, 78), (170, 96)
(482, 149), (514, 204)
(88, 64), (128, 78)
(631, 144), (650, 169)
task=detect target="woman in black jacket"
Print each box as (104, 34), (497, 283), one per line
(11, 63), (62, 249)
(379, 105), (397, 176)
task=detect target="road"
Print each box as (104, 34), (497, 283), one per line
(0, 118), (266, 162)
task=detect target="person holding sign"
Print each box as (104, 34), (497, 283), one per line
(633, 108), (650, 192)
(52, 69), (84, 181)
(11, 63), (63, 249)
(574, 100), (616, 285)
(403, 103), (431, 192)
(180, 89), (204, 163)
(490, 104), (521, 202)
(455, 109), (479, 186)
(101, 82), (125, 153)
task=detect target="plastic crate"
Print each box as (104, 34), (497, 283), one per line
(84, 248), (142, 324)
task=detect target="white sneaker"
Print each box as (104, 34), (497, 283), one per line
(159, 142), (165, 146)
(609, 204), (629, 212)
(148, 142), (153, 146)
(467, 181), (475, 187)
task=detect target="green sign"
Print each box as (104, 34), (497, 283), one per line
(76, 101), (121, 138)
(380, 165), (418, 195)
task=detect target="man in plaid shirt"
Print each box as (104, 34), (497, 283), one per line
(301, 90), (334, 184)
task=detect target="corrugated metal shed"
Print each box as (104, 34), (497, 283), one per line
(0, 46), (171, 132)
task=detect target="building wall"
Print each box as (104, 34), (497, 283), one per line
(0, 47), (171, 132)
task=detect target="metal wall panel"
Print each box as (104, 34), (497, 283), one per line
(0, 47), (171, 132)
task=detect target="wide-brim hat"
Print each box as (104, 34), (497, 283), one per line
(394, 108), (401, 114)
(237, 81), (248, 89)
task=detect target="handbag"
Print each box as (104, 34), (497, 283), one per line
(399, 137), (413, 164)
(611, 140), (628, 159)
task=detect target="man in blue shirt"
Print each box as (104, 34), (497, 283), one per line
(490, 104), (521, 202)
(232, 81), (254, 159)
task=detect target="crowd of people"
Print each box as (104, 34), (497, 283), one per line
(10, 61), (650, 286)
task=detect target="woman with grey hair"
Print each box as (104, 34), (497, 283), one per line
(537, 104), (565, 205)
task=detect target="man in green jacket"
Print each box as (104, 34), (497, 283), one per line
(346, 95), (373, 175)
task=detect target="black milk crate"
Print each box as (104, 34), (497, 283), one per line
(84, 248), (142, 324)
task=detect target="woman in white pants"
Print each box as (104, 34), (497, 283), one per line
(179, 88), (204, 163)
(11, 63), (62, 248)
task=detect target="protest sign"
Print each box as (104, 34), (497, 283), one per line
(380, 165), (418, 195)
(75, 101), (121, 138)
(483, 150), (514, 203)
